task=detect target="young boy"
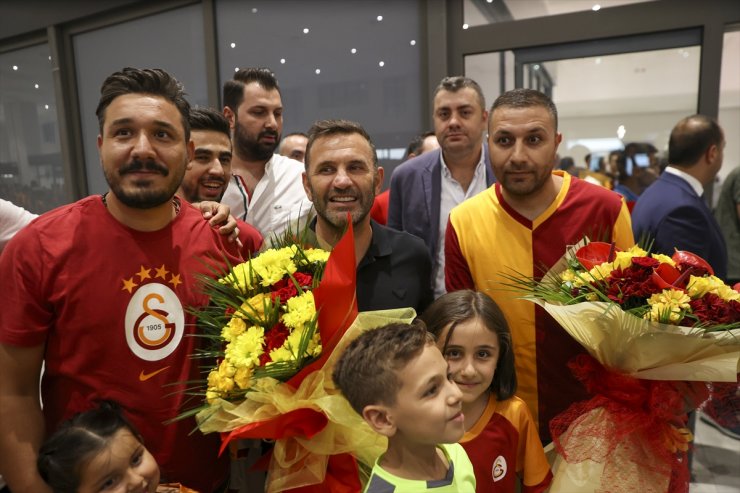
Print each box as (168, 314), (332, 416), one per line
(333, 321), (476, 492)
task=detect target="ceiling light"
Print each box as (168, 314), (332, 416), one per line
(592, 4), (601, 11)
(487, 0), (493, 3)
(44, 104), (49, 109)
(251, 8), (257, 13)
(315, 68), (321, 75)
(12, 65), (18, 71)
(410, 40), (416, 46)
(351, 48), (357, 54)
(379, 61), (385, 67)
(377, 15), (383, 22)
(462, 23), (469, 30)
(303, 28), (310, 34)
(280, 58), (286, 64)
(235, 67), (239, 72)
(34, 83), (39, 89)
(230, 42), (236, 48)
(595, 58), (602, 65)
(617, 125), (626, 139)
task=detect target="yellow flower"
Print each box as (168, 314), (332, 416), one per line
(282, 291), (317, 330)
(224, 261), (257, 293)
(239, 292), (272, 320)
(234, 365), (254, 390)
(612, 251), (634, 270)
(645, 289), (691, 323)
(221, 315), (247, 342)
(626, 245), (648, 257)
(588, 262), (614, 281)
(560, 269), (576, 282)
(251, 247), (299, 286)
(687, 275), (739, 301)
(268, 324), (321, 363)
(207, 360), (237, 396)
(302, 248), (331, 265)
(651, 253), (675, 267)
(225, 326), (265, 369)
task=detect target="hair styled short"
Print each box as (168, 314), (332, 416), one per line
(37, 401), (144, 493)
(305, 119), (378, 170)
(333, 320), (434, 415)
(668, 114), (724, 167)
(433, 76), (486, 111)
(419, 290), (517, 401)
(490, 88), (559, 131)
(96, 67), (191, 141)
(223, 67), (280, 113)
(189, 106), (230, 137)
(406, 130), (436, 159)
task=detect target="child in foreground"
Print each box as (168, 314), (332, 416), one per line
(333, 320), (476, 492)
(419, 290), (552, 493)
(37, 401), (197, 493)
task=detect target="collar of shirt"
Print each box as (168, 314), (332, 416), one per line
(664, 166), (704, 197)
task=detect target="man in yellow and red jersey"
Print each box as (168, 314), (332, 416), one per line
(445, 88), (634, 443)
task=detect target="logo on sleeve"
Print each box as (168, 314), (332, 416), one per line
(492, 455), (507, 482)
(122, 265), (185, 362)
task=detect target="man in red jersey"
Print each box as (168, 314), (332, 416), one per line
(0, 67), (242, 492)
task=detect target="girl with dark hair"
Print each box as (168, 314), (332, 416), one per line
(37, 401), (195, 493)
(419, 290), (552, 493)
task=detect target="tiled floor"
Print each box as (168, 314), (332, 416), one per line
(690, 410), (740, 493)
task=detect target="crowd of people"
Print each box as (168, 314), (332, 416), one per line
(0, 65), (737, 493)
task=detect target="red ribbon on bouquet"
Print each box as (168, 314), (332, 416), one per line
(550, 354), (710, 493)
(220, 218), (361, 492)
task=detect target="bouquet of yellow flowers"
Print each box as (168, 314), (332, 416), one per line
(184, 223), (413, 493)
(510, 240), (740, 493)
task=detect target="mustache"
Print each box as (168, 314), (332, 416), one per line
(119, 159), (169, 176)
(259, 130), (279, 139)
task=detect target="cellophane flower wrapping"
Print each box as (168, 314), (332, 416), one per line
(186, 223), (415, 492)
(517, 240), (740, 493)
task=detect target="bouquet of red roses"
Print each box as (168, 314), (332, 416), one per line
(511, 240), (740, 493)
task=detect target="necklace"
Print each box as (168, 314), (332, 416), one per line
(101, 193), (180, 215)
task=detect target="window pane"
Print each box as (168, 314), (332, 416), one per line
(717, 28), (740, 191)
(0, 43), (65, 213)
(215, 0), (424, 185)
(464, 0), (657, 27)
(468, 45), (700, 169)
(73, 4), (207, 196)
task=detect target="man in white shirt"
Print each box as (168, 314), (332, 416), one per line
(221, 68), (312, 242)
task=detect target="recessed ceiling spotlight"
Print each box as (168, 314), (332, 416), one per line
(12, 65), (18, 71)
(462, 23), (469, 29)
(315, 68), (321, 75)
(303, 28), (310, 34)
(252, 8), (257, 13)
(230, 42), (236, 48)
(617, 125), (626, 139)
(379, 61), (385, 67)
(592, 4), (601, 11)
(351, 48), (357, 54)
(410, 40), (416, 46)
(595, 57), (602, 65)
(280, 58), (286, 64)
(235, 67), (239, 72)
(44, 104), (49, 110)
(34, 83), (39, 89)
(377, 15), (383, 22)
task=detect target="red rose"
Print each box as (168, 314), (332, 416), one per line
(260, 322), (290, 365)
(632, 256), (659, 269)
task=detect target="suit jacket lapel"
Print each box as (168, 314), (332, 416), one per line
(423, 152), (442, 256)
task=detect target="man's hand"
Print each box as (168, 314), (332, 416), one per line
(194, 202), (241, 246)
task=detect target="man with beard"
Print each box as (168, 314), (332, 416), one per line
(445, 89), (634, 443)
(302, 119), (432, 312)
(222, 68), (311, 241)
(388, 76), (495, 299)
(179, 107), (263, 256)
(0, 67), (242, 492)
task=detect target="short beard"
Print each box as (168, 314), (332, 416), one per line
(233, 118), (279, 162)
(105, 158), (184, 209)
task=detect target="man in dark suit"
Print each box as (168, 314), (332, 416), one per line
(388, 76), (495, 298)
(632, 114), (727, 278)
